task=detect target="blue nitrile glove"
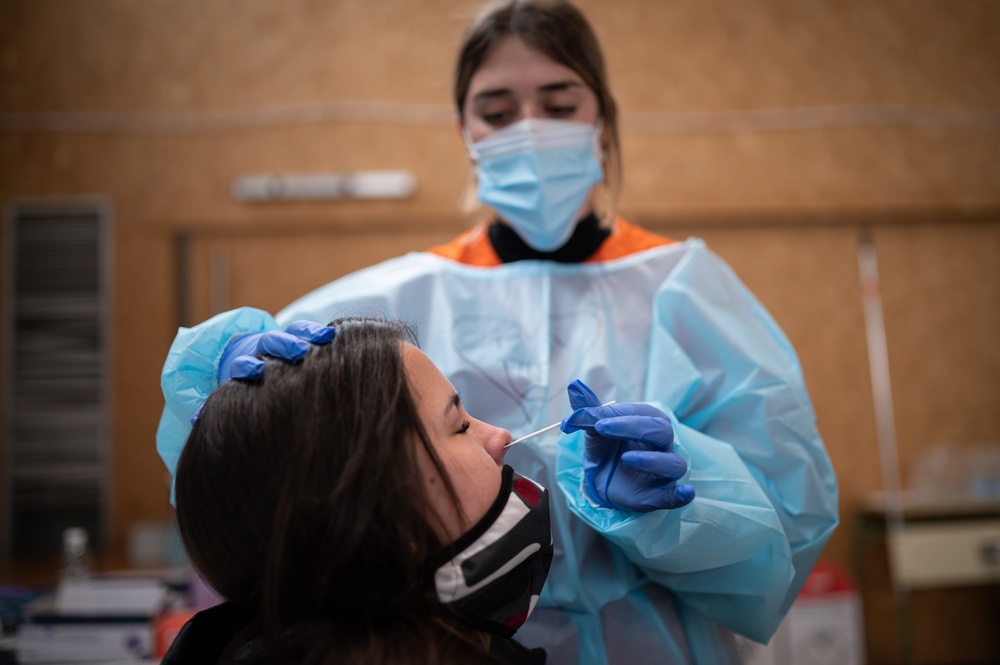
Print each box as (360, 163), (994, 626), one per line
(217, 320), (336, 382)
(560, 379), (695, 512)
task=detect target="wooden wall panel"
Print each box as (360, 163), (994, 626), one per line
(185, 230), (459, 323)
(875, 222), (1000, 477)
(2, 0), (998, 225)
(621, 128), (1000, 213)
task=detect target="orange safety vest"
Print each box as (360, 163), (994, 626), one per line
(426, 218), (675, 267)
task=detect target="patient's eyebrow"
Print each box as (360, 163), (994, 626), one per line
(445, 392), (462, 418)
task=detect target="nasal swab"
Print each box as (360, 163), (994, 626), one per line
(504, 400), (616, 449)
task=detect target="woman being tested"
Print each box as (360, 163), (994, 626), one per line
(158, 1), (839, 662)
(163, 318), (553, 664)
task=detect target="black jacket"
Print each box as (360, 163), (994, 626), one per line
(162, 602), (546, 665)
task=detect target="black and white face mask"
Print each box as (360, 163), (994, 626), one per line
(425, 465), (553, 638)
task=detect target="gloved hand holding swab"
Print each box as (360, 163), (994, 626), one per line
(505, 400), (616, 448)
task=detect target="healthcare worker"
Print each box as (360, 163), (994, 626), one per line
(157, 1), (839, 663)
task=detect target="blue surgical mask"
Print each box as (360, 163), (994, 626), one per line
(467, 118), (604, 252)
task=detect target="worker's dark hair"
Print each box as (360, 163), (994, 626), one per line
(454, 0), (622, 220)
(175, 318), (497, 664)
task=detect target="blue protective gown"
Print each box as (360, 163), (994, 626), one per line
(157, 238), (839, 664)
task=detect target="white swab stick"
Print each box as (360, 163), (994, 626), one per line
(504, 400), (616, 448)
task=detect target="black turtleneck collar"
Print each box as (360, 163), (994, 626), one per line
(488, 213), (610, 264)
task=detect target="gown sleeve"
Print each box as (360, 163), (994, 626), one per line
(156, 307), (279, 490)
(556, 242), (839, 643)
(155, 254), (429, 499)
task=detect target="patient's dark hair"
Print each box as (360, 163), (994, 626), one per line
(175, 318), (495, 664)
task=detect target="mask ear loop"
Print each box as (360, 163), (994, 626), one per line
(374, 466), (516, 613)
(590, 119), (614, 228)
(462, 125), (481, 162)
(593, 119), (606, 161)
(459, 125), (486, 216)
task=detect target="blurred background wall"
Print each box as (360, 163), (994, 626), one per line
(1, 1), (998, 662)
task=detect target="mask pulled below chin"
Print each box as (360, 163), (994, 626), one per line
(424, 464), (553, 638)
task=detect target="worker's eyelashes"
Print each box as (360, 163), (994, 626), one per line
(458, 420), (471, 435)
